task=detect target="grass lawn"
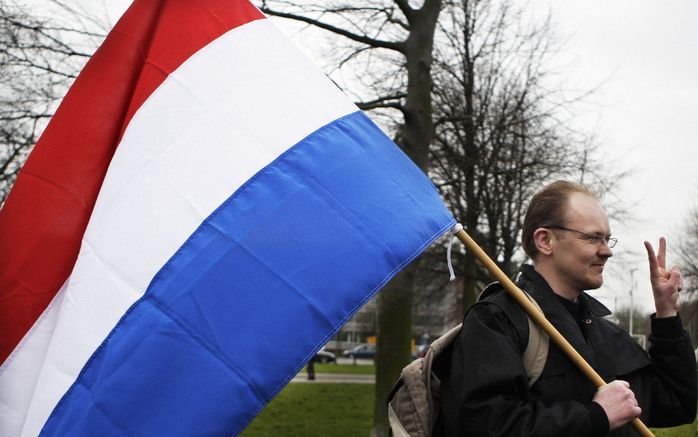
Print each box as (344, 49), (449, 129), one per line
(241, 383), (373, 437)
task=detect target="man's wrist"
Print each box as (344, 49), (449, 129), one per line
(650, 312), (683, 337)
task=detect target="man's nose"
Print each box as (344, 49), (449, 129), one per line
(599, 241), (613, 257)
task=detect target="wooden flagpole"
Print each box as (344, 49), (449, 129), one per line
(455, 228), (654, 437)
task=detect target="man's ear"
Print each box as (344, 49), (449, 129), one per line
(533, 228), (554, 256)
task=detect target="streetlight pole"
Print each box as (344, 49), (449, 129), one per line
(629, 268), (637, 336)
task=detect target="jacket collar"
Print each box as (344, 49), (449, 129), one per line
(578, 291), (612, 318)
(516, 264), (613, 370)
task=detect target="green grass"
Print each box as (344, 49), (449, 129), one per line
(241, 383), (373, 437)
(301, 363), (376, 375)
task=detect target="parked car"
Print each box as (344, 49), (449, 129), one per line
(412, 344), (429, 359)
(314, 347), (336, 363)
(343, 343), (376, 359)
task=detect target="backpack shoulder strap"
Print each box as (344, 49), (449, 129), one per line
(477, 281), (549, 387)
(521, 294), (548, 386)
(423, 323), (462, 423)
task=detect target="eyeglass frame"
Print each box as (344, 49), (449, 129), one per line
(542, 225), (618, 248)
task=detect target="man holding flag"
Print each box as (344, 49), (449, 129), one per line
(441, 181), (696, 436)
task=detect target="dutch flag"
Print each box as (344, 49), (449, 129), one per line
(0, 0), (455, 435)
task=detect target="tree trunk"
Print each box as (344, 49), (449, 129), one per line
(462, 252), (478, 313)
(460, 0), (479, 314)
(372, 2), (442, 435)
(371, 265), (415, 437)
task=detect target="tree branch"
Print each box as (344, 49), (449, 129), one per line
(259, 4), (405, 53)
(393, 0), (414, 21)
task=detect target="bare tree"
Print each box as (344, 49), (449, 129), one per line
(0, 0), (104, 204)
(674, 204), (698, 348)
(677, 206), (698, 295)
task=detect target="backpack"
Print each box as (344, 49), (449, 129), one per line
(386, 282), (549, 437)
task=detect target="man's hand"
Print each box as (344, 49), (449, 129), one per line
(593, 380), (641, 430)
(644, 237), (682, 318)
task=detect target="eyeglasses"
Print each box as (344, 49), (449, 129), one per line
(543, 225), (618, 248)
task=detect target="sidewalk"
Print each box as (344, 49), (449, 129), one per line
(291, 373), (375, 384)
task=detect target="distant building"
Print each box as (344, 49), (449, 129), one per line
(328, 277), (462, 352)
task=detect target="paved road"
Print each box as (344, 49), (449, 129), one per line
(291, 373), (375, 384)
(335, 357), (374, 366)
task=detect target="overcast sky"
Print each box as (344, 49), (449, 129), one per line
(93, 1), (698, 313)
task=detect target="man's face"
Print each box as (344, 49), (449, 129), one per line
(550, 193), (613, 293)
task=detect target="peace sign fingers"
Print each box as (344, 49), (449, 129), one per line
(645, 238), (669, 280)
(644, 237), (680, 318)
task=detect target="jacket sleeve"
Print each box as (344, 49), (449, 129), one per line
(640, 314), (697, 427)
(440, 302), (608, 437)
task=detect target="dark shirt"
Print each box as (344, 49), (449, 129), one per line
(556, 294), (585, 334)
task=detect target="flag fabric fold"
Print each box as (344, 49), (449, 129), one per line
(0, 0), (455, 435)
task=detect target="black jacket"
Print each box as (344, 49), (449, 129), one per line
(440, 265), (697, 436)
